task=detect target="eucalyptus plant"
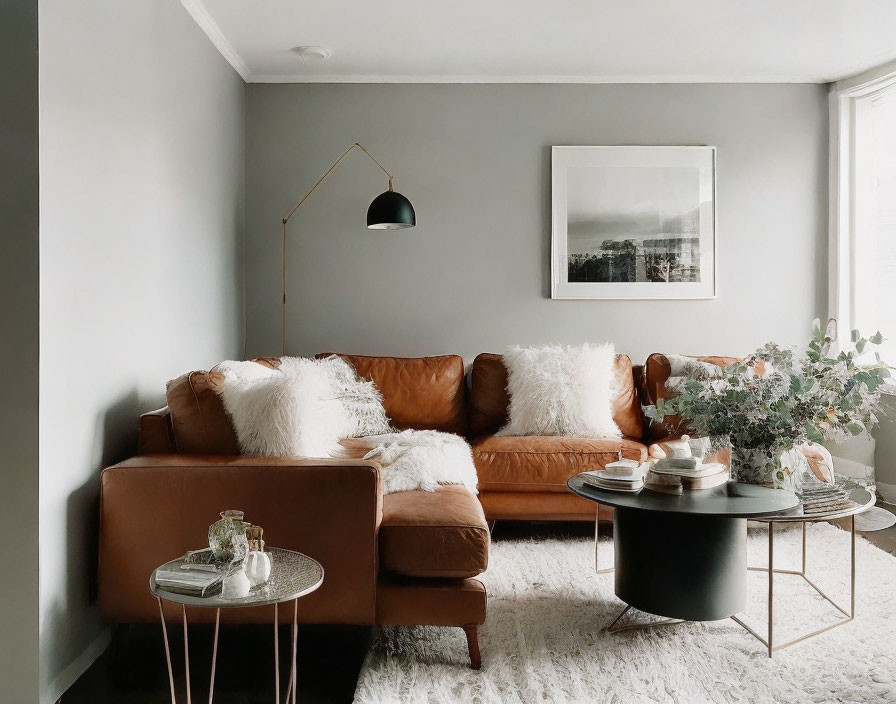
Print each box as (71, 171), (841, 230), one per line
(644, 320), (890, 485)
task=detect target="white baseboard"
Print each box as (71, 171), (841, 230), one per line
(878, 481), (896, 505)
(43, 627), (111, 704)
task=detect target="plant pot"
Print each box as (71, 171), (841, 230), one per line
(731, 447), (796, 490)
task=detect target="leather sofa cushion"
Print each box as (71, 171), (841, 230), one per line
(319, 353), (467, 435)
(379, 486), (489, 579)
(473, 435), (648, 493)
(470, 353), (644, 440)
(643, 353), (739, 442)
(166, 371), (241, 454)
(479, 490), (614, 522)
(376, 577), (486, 627)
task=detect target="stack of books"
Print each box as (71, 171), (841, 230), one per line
(154, 566), (225, 597)
(799, 484), (855, 515)
(581, 458), (646, 493)
(644, 457), (729, 495)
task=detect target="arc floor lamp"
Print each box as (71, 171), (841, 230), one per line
(280, 142), (416, 355)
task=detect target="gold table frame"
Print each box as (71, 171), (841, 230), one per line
(594, 487), (873, 655)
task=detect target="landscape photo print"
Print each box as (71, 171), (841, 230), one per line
(551, 146), (716, 299)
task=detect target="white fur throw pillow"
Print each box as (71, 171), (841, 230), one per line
(497, 343), (621, 438)
(316, 356), (392, 438)
(215, 356), (391, 458)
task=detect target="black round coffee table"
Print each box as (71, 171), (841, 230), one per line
(567, 476), (799, 623)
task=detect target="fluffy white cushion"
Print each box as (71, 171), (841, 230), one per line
(317, 356), (392, 438)
(339, 430), (478, 494)
(216, 357), (343, 457)
(216, 356), (391, 458)
(497, 343), (621, 438)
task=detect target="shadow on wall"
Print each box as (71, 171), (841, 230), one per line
(42, 387), (166, 695)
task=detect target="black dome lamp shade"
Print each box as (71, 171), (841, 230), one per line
(367, 185), (416, 230)
(280, 142), (416, 355)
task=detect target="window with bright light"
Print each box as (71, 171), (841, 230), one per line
(832, 72), (896, 364)
(853, 87), (896, 362)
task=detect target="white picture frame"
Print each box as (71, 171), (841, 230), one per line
(551, 145), (717, 300)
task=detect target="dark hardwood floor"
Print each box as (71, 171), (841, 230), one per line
(62, 623), (371, 704)
(61, 507), (896, 703)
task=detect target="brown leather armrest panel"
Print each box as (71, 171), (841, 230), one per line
(138, 407), (175, 454)
(99, 456), (382, 625)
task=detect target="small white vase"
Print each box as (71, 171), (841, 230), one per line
(245, 551), (272, 587)
(222, 568), (251, 599)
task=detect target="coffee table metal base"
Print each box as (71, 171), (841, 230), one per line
(599, 515), (857, 657)
(730, 516), (856, 657)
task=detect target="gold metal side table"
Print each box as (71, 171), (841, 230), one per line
(730, 482), (875, 657)
(150, 547), (324, 703)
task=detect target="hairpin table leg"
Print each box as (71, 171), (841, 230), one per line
(850, 514), (856, 618)
(289, 598), (298, 704)
(274, 602), (280, 704)
(767, 521), (774, 657)
(208, 608), (220, 704)
(157, 598), (177, 704)
(182, 605), (192, 704)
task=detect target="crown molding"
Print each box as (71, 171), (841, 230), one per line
(180, 0), (896, 87)
(247, 73), (831, 84)
(828, 49), (896, 85)
(180, 0), (250, 81)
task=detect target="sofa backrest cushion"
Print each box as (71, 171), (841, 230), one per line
(643, 353), (740, 442)
(166, 371), (241, 454)
(470, 353), (644, 440)
(165, 358), (280, 454)
(317, 353), (468, 436)
(166, 355), (468, 454)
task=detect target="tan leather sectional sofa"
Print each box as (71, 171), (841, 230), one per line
(99, 351), (727, 668)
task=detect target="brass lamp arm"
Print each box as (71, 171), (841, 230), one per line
(280, 142), (395, 356)
(282, 142), (394, 225)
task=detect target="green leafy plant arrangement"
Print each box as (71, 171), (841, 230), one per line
(644, 320), (891, 487)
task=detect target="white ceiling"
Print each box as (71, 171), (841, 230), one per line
(182, 0), (896, 84)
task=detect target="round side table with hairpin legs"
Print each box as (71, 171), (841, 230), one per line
(150, 548), (324, 704)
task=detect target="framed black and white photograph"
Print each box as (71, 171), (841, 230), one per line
(551, 146), (716, 299)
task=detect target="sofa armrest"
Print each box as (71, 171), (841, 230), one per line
(99, 455), (382, 625)
(138, 406), (175, 454)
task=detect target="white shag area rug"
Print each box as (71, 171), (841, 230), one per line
(355, 523), (896, 703)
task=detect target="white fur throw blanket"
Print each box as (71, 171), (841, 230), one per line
(337, 430), (478, 495)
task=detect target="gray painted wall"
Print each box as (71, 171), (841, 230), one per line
(38, 2), (246, 700)
(0, 2), (40, 701)
(246, 84), (828, 363)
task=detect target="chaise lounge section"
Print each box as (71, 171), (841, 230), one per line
(99, 354), (489, 668)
